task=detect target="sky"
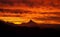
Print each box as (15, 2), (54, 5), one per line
(0, 0), (60, 25)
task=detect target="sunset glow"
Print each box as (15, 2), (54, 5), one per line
(0, 0), (60, 25)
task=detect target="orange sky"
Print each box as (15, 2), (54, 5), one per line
(0, 0), (60, 25)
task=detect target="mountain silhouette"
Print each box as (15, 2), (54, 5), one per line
(0, 20), (60, 35)
(19, 20), (38, 27)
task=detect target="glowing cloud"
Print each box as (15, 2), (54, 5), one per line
(0, 0), (60, 25)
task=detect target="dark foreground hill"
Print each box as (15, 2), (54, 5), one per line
(0, 20), (60, 36)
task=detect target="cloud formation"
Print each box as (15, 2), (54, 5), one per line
(0, 0), (60, 8)
(0, 0), (60, 24)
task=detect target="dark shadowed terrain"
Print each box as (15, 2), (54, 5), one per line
(0, 20), (60, 36)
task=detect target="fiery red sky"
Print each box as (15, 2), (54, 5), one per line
(0, 0), (60, 25)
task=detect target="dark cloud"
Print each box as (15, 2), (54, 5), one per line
(33, 16), (60, 22)
(0, 8), (4, 12)
(48, 1), (60, 8)
(0, 0), (60, 8)
(0, 8), (31, 14)
(0, 8), (11, 12)
(47, 16), (60, 22)
(47, 16), (60, 20)
(21, 0), (44, 7)
(13, 9), (31, 14)
(0, 0), (14, 6)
